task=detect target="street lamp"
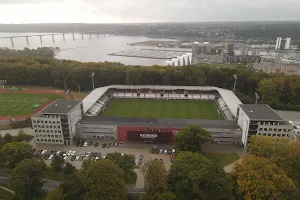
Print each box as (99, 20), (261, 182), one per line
(255, 92), (260, 104)
(233, 74), (238, 93)
(91, 72), (95, 90)
(0, 80), (7, 90)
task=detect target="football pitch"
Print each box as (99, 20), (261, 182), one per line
(0, 93), (65, 116)
(100, 98), (223, 120)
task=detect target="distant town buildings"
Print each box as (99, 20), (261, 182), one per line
(253, 63), (300, 76)
(241, 46), (249, 56)
(228, 44), (235, 56)
(275, 37), (291, 50)
(252, 49), (260, 56)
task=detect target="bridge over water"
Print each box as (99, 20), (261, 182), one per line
(0, 30), (120, 46)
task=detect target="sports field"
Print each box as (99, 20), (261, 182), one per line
(0, 93), (64, 116)
(100, 98), (223, 120)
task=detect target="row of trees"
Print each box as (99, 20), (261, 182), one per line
(0, 47), (56, 58)
(0, 55), (300, 110)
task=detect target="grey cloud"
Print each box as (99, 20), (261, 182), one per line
(0, 0), (61, 4)
(82, 0), (300, 22)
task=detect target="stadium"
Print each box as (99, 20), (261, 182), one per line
(76, 85), (242, 144)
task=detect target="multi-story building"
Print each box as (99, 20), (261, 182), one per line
(253, 63), (300, 76)
(252, 49), (260, 56)
(275, 37), (291, 50)
(228, 44), (235, 56)
(237, 104), (294, 149)
(241, 46), (249, 56)
(31, 100), (83, 145)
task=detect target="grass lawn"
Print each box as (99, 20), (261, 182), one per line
(0, 93), (64, 116)
(202, 153), (240, 167)
(0, 183), (15, 200)
(100, 99), (223, 120)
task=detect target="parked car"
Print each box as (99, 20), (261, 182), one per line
(119, 142), (123, 147)
(86, 152), (91, 157)
(102, 143), (106, 148)
(63, 156), (68, 161)
(71, 151), (76, 156)
(75, 156), (80, 161)
(164, 150), (168, 154)
(159, 149), (163, 154)
(171, 157), (175, 163)
(79, 156), (84, 161)
(151, 149), (155, 154)
(48, 155), (54, 160)
(155, 149), (159, 154)
(88, 141), (93, 146)
(83, 142), (88, 147)
(168, 149), (172, 155)
(94, 142), (99, 147)
(139, 154), (143, 161)
(56, 151), (61, 156)
(71, 155), (76, 161)
(172, 149), (176, 155)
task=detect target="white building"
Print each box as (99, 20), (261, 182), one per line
(275, 37), (291, 50)
(237, 104), (294, 149)
(31, 100), (83, 145)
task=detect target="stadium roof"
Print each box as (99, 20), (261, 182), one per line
(239, 104), (283, 121)
(39, 100), (81, 114)
(79, 116), (239, 130)
(82, 85), (242, 118)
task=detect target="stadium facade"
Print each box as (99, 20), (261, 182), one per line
(31, 85), (295, 148)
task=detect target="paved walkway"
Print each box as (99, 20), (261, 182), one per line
(223, 151), (247, 173)
(0, 185), (15, 194)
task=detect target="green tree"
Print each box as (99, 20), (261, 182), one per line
(59, 174), (84, 200)
(8, 158), (46, 200)
(249, 136), (300, 187)
(141, 160), (175, 200)
(50, 156), (65, 171)
(45, 188), (66, 200)
(140, 192), (176, 200)
(64, 162), (76, 175)
(0, 142), (33, 168)
(233, 155), (300, 200)
(169, 151), (232, 200)
(79, 159), (127, 200)
(175, 125), (211, 153)
(106, 152), (135, 180)
(3, 133), (13, 143)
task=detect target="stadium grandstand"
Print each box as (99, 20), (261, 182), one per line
(82, 85), (242, 120)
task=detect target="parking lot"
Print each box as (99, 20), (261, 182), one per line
(33, 140), (175, 188)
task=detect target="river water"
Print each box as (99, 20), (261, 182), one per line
(0, 32), (178, 66)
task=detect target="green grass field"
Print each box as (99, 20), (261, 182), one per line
(202, 153), (240, 167)
(0, 93), (65, 116)
(100, 98), (223, 120)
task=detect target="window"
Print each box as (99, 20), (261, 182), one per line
(272, 134), (276, 137)
(58, 131), (61, 133)
(268, 128), (272, 131)
(53, 126), (56, 128)
(54, 130), (57, 133)
(34, 125), (37, 128)
(46, 130), (49, 133)
(37, 139), (40, 141)
(41, 120), (44, 123)
(41, 139), (44, 142)
(35, 130), (38, 132)
(56, 140), (59, 142)
(33, 120), (36, 123)
(283, 129), (287, 132)
(39, 130), (42, 132)
(274, 128), (277, 132)
(282, 134), (286, 137)
(259, 128), (263, 131)
(47, 135), (50, 137)
(46, 125), (49, 128)
(264, 128), (267, 131)
(50, 126), (52, 128)
(50, 130), (53, 133)
(42, 130), (45, 133)
(278, 129), (282, 132)
(59, 140), (63, 142)
(55, 135), (58, 138)
(58, 126), (61, 129)
(268, 134), (271, 136)
(52, 139), (55, 142)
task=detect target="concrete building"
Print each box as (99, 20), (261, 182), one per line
(193, 54), (224, 64)
(253, 63), (300, 76)
(224, 55), (261, 64)
(237, 104), (294, 149)
(275, 37), (291, 50)
(32, 100), (83, 145)
(241, 46), (249, 56)
(252, 49), (260, 56)
(228, 44), (235, 56)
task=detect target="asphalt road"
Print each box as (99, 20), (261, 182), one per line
(0, 175), (145, 194)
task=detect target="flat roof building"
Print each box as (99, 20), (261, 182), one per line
(237, 104), (293, 149)
(32, 100), (83, 145)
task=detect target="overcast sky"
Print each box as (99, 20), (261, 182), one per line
(0, 0), (299, 23)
